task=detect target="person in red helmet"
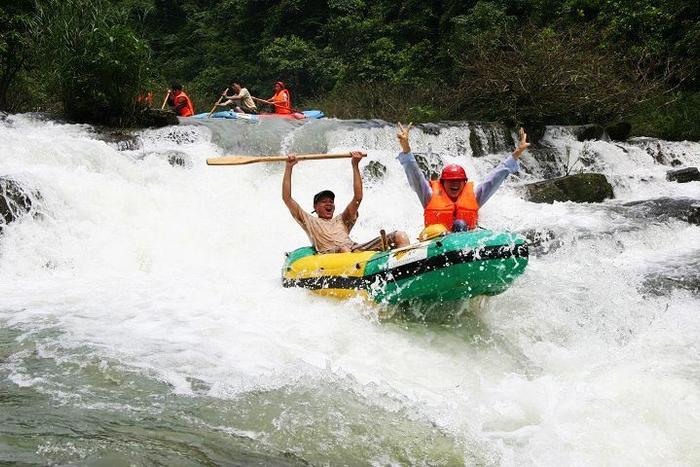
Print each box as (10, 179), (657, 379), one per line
(396, 123), (530, 231)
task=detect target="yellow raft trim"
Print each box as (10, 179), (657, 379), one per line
(284, 250), (376, 279)
(284, 251), (377, 300)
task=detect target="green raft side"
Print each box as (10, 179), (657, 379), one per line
(362, 230), (528, 304)
(282, 230), (528, 304)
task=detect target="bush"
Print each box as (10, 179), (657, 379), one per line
(630, 91), (700, 141)
(0, 2), (36, 111)
(34, 0), (153, 124)
(450, 7), (668, 127)
(305, 82), (453, 122)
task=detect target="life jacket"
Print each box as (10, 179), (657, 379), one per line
(136, 92), (153, 107)
(270, 89), (291, 114)
(172, 90), (195, 117)
(424, 179), (479, 230)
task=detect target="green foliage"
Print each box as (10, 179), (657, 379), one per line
(260, 36), (342, 95)
(452, 22), (662, 127)
(34, 0), (153, 123)
(630, 91), (700, 141)
(306, 82), (452, 122)
(0, 0), (697, 137)
(0, 1), (36, 110)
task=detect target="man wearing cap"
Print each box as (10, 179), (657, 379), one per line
(282, 151), (410, 253)
(396, 123), (530, 231)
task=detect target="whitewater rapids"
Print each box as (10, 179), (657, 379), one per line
(0, 113), (699, 465)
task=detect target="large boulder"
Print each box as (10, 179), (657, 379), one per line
(605, 122), (632, 141)
(574, 124), (605, 141)
(524, 173), (614, 204)
(0, 178), (36, 231)
(666, 167), (700, 183)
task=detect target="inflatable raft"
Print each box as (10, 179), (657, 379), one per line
(191, 110), (324, 120)
(282, 230), (528, 304)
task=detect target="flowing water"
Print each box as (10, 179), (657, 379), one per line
(1, 113), (699, 466)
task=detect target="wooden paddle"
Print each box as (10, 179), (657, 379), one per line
(160, 91), (171, 110)
(207, 88), (230, 118)
(207, 152), (364, 166)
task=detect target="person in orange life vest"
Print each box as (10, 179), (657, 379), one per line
(167, 82), (195, 117)
(263, 81), (292, 114)
(136, 91), (153, 107)
(396, 123), (530, 231)
(282, 152), (410, 254)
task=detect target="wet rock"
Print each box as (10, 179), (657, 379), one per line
(363, 161), (387, 182)
(468, 123), (512, 156)
(526, 123), (547, 146)
(0, 178), (36, 231)
(414, 152), (444, 180)
(522, 146), (564, 179)
(666, 167), (700, 183)
(167, 152), (190, 168)
(622, 197), (700, 225)
(134, 108), (179, 128)
(417, 123), (441, 136)
(469, 123), (485, 158)
(139, 150), (192, 168)
(575, 124), (605, 141)
(605, 122), (631, 141)
(628, 138), (667, 164)
(96, 130), (142, 151)
(524, 173), (614, 204)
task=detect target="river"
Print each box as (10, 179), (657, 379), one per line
(1, 113), (699, 465)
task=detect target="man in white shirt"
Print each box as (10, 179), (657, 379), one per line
(282, 152), (410, 253)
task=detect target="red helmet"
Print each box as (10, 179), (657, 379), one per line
(440, 164), (467, 181)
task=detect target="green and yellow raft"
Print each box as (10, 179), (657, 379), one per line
(282, 230), (528, 304)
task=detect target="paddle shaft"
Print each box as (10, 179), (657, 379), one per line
(160, 91), (171, 110)
(207, 88), (229, 118)
(207, 152), (363, 166)
(251, 96), (303, 114)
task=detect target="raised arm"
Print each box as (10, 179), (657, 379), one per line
(282, 154), (304, 223)
(396, 122), (432, 207)
(475, 128), (529, 206)
(512, 127), (530, 160)
(341, 151), (366, 224)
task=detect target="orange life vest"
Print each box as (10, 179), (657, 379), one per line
(136, 92), (153, 107)
(270, 89), (291, 114)
(424, 179), (479, 230)
(172, 90), (195, 117)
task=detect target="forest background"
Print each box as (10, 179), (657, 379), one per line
(1, 0), (698, 140)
